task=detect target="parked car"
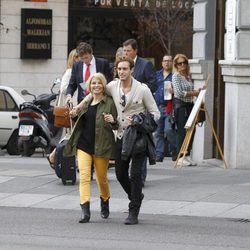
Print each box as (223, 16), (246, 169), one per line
(0, 86), (25, 155)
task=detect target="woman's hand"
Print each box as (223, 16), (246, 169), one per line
(103, 113), (115, 124)
(198, 85), (207, 91)
(69, 107), (78, 118)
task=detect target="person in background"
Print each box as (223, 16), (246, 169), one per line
(65, 42), (112, 104)
(112, 47), (124, 79)
(74, 56), (160, 225)
(172, 54), (201, 166)
(64, 73), (118, 223)
(123, 39), (157, 93)
(57, 49), (79, 107)
(154, 55), (177, 162)
(109, 46), (124, 169)
(46, 49), (79, 168)
(123, 38), (157, 186)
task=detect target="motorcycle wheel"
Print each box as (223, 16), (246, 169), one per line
(22, 141), (35, 157)
(6, 130), (20, 155)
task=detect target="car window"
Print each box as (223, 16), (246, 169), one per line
(0, 90), (18, 112)
(0, 91), (6, 111)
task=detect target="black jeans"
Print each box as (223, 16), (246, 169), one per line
(115, 138), (145, 210)
(175, 105), (195, 155)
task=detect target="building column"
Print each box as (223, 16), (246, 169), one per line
(190, 0), (216, 161)
(220, 61), (250, 169)
(220, 0), (250, 168)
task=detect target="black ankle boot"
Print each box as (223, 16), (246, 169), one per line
(79, 202), (90, 223)
(124, 209), (139, 225)
(100, 197), (109, 219)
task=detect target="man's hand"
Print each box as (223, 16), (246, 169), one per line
(69, 107), (78, 118)
(166, 84), (173, 94)
(65, 95), (72, 104)
(126, 115), (133, 125)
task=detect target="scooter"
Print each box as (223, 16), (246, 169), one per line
(18, 79), (63, 156)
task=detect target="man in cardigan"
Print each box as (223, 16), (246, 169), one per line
(122, 38), (157, 187)
(73, 56), (160, 225)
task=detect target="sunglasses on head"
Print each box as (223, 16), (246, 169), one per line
(176, 60), (188, 66)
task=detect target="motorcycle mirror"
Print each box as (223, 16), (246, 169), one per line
(53, 78), (61, 85)
(51, 78), (61, 93)
(21, 89), (29, 95)
(21, 89), (36, 99)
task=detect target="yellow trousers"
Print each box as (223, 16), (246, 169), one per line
(77, 149), (110, 204)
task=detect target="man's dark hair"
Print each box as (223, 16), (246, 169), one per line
(76, 42), (93, 56)
(123, 39), (138, 50)
(115, 56), (134, 69)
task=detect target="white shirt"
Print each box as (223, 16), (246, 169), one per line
(83, 56), (97, 82)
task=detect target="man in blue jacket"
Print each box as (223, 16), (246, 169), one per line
(66, 42), (112, 104)
(154, 55), (177, 162)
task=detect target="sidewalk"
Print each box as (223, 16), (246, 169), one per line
(1, 154), (250, 220)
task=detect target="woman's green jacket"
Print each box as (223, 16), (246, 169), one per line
(64, 95), (118, 159)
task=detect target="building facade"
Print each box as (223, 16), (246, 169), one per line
(1, 0), (250, 168)
(191, 0), (250, 169)
(0, 0), (193, 95)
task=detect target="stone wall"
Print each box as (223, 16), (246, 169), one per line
(0, 0), (68, 96)
(220, 0), (250, 168)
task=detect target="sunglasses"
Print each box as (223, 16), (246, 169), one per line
(120, 95), (126, 107)
(176, 61), (188, 66)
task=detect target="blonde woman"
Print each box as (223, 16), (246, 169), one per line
(172, 54), (201, 166)
(47, 49), (79, 168)
(64, 73), (118, 223)
(57, 49), (79, 106)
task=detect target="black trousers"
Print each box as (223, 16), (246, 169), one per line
(175, 105), (195, 155)
(115, 138), (145, 211)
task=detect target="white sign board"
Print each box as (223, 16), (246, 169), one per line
(185, 89), (207, 129)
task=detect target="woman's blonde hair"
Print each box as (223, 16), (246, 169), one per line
(173, 54), (190, 76)
(67, 49), (79, 69)
(86, 72), (107, 94)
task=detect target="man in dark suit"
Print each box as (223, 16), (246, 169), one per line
(66, 42), (112, 104)
(122, 39), (157, 93)
(122, 39), (157, 187)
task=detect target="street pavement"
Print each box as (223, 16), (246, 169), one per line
(1, 152), (250, 221)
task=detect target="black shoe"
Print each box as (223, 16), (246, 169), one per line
(124, 209), (139, 225)
(141, 180), (145, 188)
(156, 156), (163, 162)
(100, 197), (110, 219)
(171, 152), (178, 161)
(79, 202), (90, 223)
(140, 193), (144, 202)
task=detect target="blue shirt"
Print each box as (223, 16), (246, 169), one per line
(154, 69), (172, 106)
